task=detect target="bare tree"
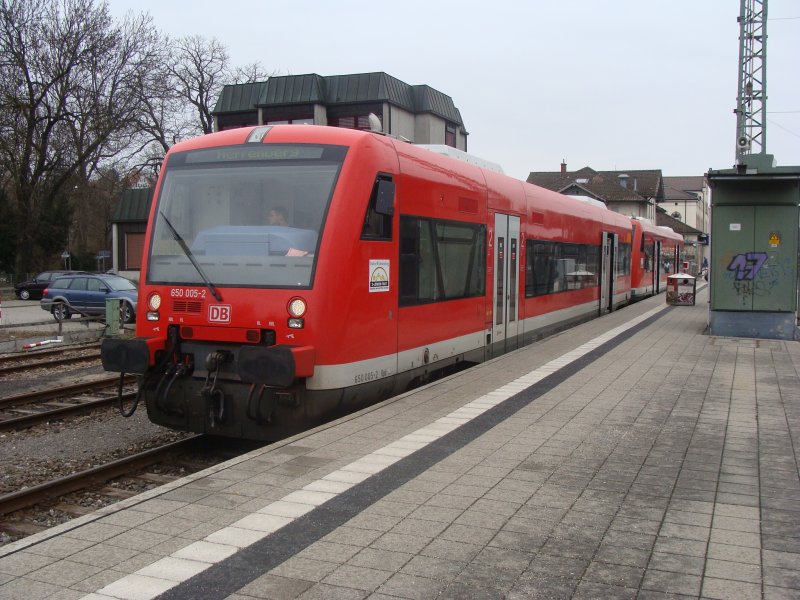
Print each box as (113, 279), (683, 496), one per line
(230, 61), (275, 86)
(171, 35), (229, 135)
(171, 35), (272, 136)
(0, 0), (160, 275)
(125, 35), (273, 178)
(126, 42), (193, 178)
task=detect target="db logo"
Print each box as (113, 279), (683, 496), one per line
(208, 304), (232, 323)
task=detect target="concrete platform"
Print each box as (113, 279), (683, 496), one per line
(2, 286), (800, 600)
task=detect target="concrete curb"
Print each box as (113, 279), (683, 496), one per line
(0, 326), (106, 354)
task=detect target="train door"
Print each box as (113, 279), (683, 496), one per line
(493, 214), (520, 353)
(654, 240), (663, 293)
(600, 232), (618, 314)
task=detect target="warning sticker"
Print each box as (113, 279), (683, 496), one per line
(769, 231), (781, 248)
(369, 259), (390, 292)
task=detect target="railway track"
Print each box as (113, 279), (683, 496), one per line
(0, 343), (102, 375)
(0, 435), (262, 542)
(0, 375), (137, 431)
(0, 435), (206, 539)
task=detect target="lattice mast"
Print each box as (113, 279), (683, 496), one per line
(735, 0), (768, 163)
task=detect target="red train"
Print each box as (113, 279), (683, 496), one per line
(631, 217), (683, 298)
(101, 125), (683, 440)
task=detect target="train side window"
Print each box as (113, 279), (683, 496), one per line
(614, 243), (630, 276)
(435, 221), (485, 299)
(400, 217), (439, 305)
(526, 239), (607, 296)
(400, 216), (485, 306)
(644, 242), (654, 272)
(361, 175), (394, 241)
(525, 241), (557, 297)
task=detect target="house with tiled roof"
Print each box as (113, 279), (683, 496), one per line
(656, 207), (705, 272)
(663, 176), (709, 233)
(662, 175), (710, 273)
(212, 72), (468, 151)
(526, 163), (664, 220)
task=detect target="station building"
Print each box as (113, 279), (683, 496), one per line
(212, 72), (469, 151)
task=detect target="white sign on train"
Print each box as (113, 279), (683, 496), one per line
(369, 259), (390, 292)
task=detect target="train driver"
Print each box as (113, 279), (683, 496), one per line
(268, 206), (289, 226)
(267, 205), (308, 257)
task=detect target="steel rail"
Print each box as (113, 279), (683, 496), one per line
(0, 375), (135, 409)
(0, 342), (101, 365)
(0, 391), (137, 432)
(0, 352), (102, 375)
(0, 435), (204, 516)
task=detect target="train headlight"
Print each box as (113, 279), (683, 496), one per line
(146, 292), (161, 321)
(148, 292), (162, 311)
(288, 297), (306, 318)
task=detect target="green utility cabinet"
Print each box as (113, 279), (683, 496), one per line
(711, 204), (797, 312)
(707, 162), (800, 341)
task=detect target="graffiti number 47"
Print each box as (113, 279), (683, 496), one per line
(727, 252), (768, 281)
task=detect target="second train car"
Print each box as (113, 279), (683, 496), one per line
(102, 125), (682, 440)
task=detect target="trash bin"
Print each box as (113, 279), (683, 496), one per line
(666, 273), (696, 306)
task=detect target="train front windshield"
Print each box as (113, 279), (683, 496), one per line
(148, 144), (346, 288)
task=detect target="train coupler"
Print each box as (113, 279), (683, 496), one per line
(203, 351), (231, 428)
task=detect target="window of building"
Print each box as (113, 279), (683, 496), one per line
(125, 232), (145, 269)
(266, 118), (315, 125)
(329, 115), (381, 131)
(217, 111), (259, 131)
(400, 216), (485, 306)
(445, 123), (456, 148)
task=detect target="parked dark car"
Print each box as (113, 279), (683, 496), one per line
(40, 274), (138, 323)
(14, 270), (87, 300)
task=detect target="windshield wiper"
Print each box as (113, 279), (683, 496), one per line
(159, 212), (223, 302)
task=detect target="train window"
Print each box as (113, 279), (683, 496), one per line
(436, 221), (485, 299)
(525, 240), (601, 297)
(526, 241), (556, 296)
(615, 243), (631, 276)
(400, 216), (485, 306)
(644, 242), (654, 272)
(361, 175), (394, 241)
(661, 246), (675, 273)
(418, 220), (438, 302)
(148, 144), (346, 288)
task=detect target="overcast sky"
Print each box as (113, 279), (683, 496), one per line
(108, 0), (799, 181)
